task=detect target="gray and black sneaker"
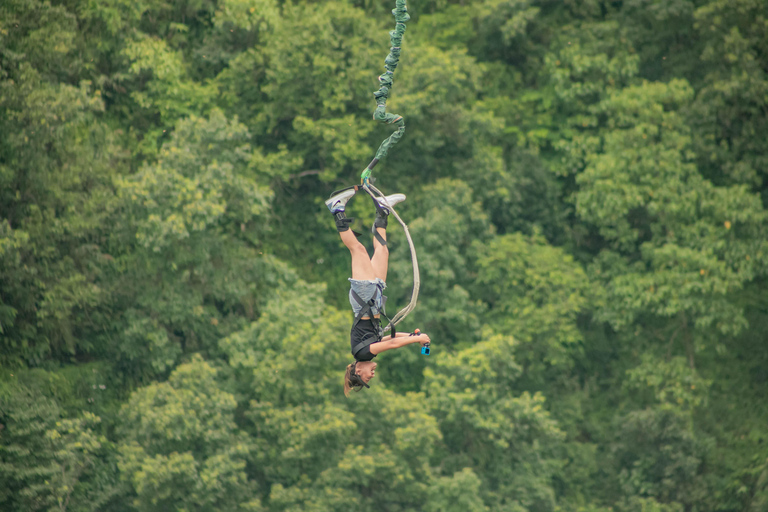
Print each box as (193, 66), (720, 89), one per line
(372, 193), (406, 244)
(325, 188), (357, 214)
(374, 193), (406, 214)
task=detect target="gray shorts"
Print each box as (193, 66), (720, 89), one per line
(348, 278), (387, 317)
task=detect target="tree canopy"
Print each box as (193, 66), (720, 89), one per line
(2, 0), (768, 511)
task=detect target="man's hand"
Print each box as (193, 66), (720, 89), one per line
(371, 330), (430, 356)
(408, 329), (430, 346)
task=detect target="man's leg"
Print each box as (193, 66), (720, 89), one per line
(326, 188), (376, 281)
(339, 229), (376, 281)
(369, 193), (406, 282)
(371, 224), (388, 282)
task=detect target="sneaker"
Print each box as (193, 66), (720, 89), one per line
(325, 189), (356, 213)
(375, 193), (406, 213)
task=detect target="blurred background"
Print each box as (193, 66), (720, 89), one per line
(1, 0), (767, 510)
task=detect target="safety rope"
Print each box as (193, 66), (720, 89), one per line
(360, 0), (410, 184)
(362, 182), (419, 333)
(356, 0), (418, 332)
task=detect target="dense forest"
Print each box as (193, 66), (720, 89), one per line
(1, 0), (767, 510)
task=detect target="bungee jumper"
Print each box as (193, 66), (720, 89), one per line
(326, 188), (429, 397)
(324, 0), (430, 396)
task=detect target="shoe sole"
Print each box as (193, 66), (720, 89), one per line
(376, 194), (406, 209)
(326, 191), (356, 212)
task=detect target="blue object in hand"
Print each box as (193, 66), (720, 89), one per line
(410, 328), (430, 356)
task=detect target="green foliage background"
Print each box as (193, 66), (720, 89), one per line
(2, 0), (767, 510)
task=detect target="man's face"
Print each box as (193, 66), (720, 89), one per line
(357, 361), (378, 384)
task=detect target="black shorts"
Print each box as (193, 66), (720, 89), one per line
(351, 318), (381, 361)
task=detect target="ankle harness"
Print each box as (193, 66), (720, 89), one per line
(371, 199), (389, 247)
(334, 211), (354, 232)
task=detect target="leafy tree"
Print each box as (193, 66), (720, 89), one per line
(572, 79), (768, 353)
(611, 353), (713, 509)
(474, 230), (592, 387)
(220, 282), (356, 493)
(690, 0), (768, 191)
(119, 34), (218, 135)
(545, 19), (639, 131)
(105, 109), (284, 381)
(42, 413), (112, 512)
(117, 356), (259, 511)
(424, 333), (563, 511)
(220, 281), (350, 403)
(2, 1), (768, 511)
(616, 497), (683, 512)
(612, 406), (709, 509)
(0, 0), (82, 82)
(284, 389), (441, 512)
(623, 355), (711, 412)
(217, 0), (381, 175)
(615, 0), (702, 83)
(221, 284), (443, 511)
(0, 374), (118, 512)
(425, 468), (488, 512)
(0, 380), (64, 511)
(0, 65), (122, 365)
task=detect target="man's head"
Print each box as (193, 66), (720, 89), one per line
(344, 361), (378, 396)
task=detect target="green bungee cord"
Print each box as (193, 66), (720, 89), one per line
(360, 0), (410, 185)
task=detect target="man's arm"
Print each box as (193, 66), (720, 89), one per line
(369, 331), (430, 356)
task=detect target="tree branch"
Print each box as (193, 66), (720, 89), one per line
(288, 170), (321, 180)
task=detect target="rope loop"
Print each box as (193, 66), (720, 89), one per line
(362, 182), (420, 331)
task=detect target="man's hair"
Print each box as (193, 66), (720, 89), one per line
(343, 362), (369, 397)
